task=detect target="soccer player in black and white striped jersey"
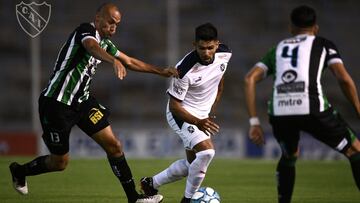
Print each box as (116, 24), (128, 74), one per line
(245, 5), (360, 203)
(9, 3), (177, 203)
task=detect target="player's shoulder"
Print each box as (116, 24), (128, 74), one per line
(76, 23), (96, 34)
(74, 23), (98, 42)
(314, 36), (337, 46)
(216, 43), (232, 53)
(77, 22), (93, 29)
(176, 51), (200, 79)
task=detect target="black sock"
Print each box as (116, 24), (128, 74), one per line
(349, 153), (360, 190)
(276, 156), (296, 203)
(108, 155), (139, 203)
(16, 155), (51, 177)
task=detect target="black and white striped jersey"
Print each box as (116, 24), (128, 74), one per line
(256, 34), (342, 116)
(42, 23), (120, 106)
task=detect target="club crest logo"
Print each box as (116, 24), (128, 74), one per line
(187, 126), (195, 133)
(220, 64), (226, 71)
(16, 1), (51, 38)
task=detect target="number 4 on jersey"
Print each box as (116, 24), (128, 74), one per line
(281, 46), (299, 67)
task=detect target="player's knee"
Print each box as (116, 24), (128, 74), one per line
(168, 159), (189, 178)
(50, 156), (69, 171)
(198, 149), (215, 162)
(279, 154), (298, 167)
(105, 139), (123, 157)
(193, 149), (215, 172)
(344, 139), (360, 158)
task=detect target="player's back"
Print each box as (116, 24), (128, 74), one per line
(268, 34), (342, 115)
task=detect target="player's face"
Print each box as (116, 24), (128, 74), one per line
(97, 9), (121, 38)
(194, 40), (219, 64)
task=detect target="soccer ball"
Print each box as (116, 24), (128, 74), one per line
(190, 187), (221, 203)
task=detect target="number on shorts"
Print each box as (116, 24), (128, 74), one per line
(50, 132), (60, 143)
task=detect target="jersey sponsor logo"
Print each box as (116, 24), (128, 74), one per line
(89, 108), (104, 124)
(195, 76), (202, 83)
(277, 82), (305, 93)
(173, 83), (185, 95)
(276, 70), (305, 93)
(278, 98), (303, 107)
(281, 70), (297, 83)
(16, 1), (51, 38)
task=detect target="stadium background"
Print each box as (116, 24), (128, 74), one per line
(0, 0), (359, 159)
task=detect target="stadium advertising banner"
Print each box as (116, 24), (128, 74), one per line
(0, 132), (37, 156)
(37, 128), (347, 160)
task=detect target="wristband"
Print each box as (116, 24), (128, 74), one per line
(249, 117), (260, 126)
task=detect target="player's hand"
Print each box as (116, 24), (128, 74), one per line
(161, 67), (179, 78)
(249, 125), (265, 146)
(113, 59), (127, 80)
(196, 118), (220, 136)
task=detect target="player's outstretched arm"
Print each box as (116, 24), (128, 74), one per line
(330, 63), (360, 118)
(82, 38), (126, 80)
(117, 51), (178, 78)
(244, 66), (266, 146)
(169, 96), (219, 136)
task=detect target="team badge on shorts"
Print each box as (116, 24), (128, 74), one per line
(16, 1), (51, 38)
(187, 126), (195, 133)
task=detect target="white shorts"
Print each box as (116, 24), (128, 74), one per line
(166, 105), (210, 149)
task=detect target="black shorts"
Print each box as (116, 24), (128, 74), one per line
(269, 108), (357, 155)
(38, 95), (110, 155)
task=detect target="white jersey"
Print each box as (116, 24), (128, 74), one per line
(167, 44), (232, 118)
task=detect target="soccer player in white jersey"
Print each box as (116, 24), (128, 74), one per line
(9, 3), (177, 203)
(140, 23), (232, 203)
(245, 5), (360, 203)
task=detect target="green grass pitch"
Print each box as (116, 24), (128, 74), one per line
(1, 157), (359, 202)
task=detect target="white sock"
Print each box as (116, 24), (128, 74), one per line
(185, 149), (215, 198)
(153, 159), (189, 188)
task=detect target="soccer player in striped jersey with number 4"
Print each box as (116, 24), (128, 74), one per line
(245, 5), (360, 203)
(9, 3), (177, 203)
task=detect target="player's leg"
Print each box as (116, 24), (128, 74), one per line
(144, 158), (190, 193)
(78, 97), (162, 203)
(307, 108), (360, 190)
(141, 108), (192, 196)
(182, 130), (215, 202)
(345, 139), (360, 190)
(270, 115), (300, 203)
(9, 153), (69, 195)
(91, 126), (140, 202)
(91, 127), (163, 203)
(9, 96), (75, 195)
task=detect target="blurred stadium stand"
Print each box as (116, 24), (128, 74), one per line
(0, 0), (359, 156)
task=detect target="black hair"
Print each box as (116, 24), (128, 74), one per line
(291, 5), (316, 28)
(195, 23), (218, 41)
